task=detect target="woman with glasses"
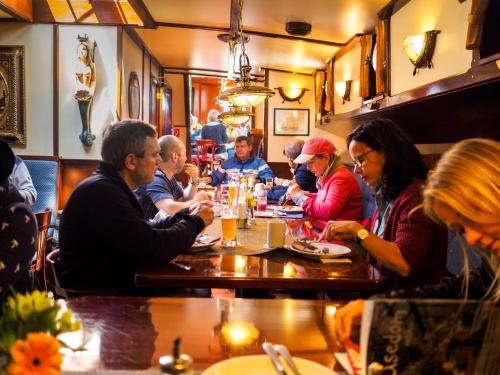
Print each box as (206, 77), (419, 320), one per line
(322, 119), (448, 290)
(334, 138), (499, 342)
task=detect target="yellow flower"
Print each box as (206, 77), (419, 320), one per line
(15, 294), (33, 321)
(58, 311), (81, 333)
(32, 291), (53, 312)
(8, 332), (62, 375)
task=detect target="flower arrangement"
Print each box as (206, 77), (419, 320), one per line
(0, 291), (81, 375)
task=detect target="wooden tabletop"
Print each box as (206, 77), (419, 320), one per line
(135, 218), (384, 291)
(62, 296), (342, 372)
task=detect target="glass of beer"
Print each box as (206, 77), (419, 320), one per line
(221, 207), (238, 248)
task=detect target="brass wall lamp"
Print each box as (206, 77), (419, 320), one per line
(403, 30), (440, 75)
(275, 87), (309, 104)
(334, 80), (352, 104)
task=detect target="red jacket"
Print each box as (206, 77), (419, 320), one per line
(302, 166), (362, 222)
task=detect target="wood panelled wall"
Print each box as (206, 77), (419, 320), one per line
(191, 77), (223, 124)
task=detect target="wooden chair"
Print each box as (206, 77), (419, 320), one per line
(33, 208), (52, 290)
(193, 139), (219, 176)
(45, 249), (119, 298)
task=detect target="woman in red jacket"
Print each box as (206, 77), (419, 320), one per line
(322, 119), (448, 290)
(288, 136), (362, 223)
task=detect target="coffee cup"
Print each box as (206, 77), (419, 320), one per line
(267, 219), (286, 248)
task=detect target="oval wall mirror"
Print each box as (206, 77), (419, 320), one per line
(128, 71), (140, 119)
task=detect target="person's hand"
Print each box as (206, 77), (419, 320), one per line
(200, 176), (212, 184)
(285, 182), (301, 200)
(274, 177), (284, 186)
(335, 300), (365, 343)
(193, 191), (209, 203)
(191, 202), (214, 227)
(320, 220), (364, 242)
(184, 163), (200, 180)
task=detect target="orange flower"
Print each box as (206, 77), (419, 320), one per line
(8, 332), (62, 375)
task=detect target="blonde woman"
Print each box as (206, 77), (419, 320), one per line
(335, 138), (500, 341)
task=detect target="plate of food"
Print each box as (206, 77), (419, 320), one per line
(290, 240), (351, 259)
(277, 205), (304, 213)
(190, 234), (220, 252)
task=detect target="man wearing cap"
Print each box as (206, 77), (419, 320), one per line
(0, 139), (37, 300)
(288, 136), (362, 223)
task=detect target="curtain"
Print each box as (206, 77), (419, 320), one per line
(315, 71), (325, 115)
(466, 0), (490, 49)
(324, 60), (333, 112)
(375, 19), (388, 95)
(359, 34), (373, 98)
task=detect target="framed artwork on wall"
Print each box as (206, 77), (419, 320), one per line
(0, 46), (26, 145)
(273, 108), (309, 136)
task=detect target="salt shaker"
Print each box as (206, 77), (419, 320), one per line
(159, 337), (193, 374)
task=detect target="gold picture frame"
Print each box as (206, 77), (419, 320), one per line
(0, 46), (26, 145)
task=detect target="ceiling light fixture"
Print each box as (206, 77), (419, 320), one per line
(275, 87), (309, 103)
(219, 0), (275, 107)
(218, 106), (254, 127)
(403, 30), (440, 75)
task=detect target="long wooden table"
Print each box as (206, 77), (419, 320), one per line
(62, 296), (343, 372)
(135, 218), (384, 292)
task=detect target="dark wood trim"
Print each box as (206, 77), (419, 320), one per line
(268, 162), (292, 179)
(117, 26), (123, 120)
(164, 71), (227, 79)
(325, 61), (500, 124)
(53, 25), (59, 156)
(163, 66), (264, 79)
(479, 51), (500, 65)
(261, 67), (313, 76)
(378, 0), (412, 20)
(149, 53), (153, 122)
(141, 45), (145, 121)
(333, 35), (361, 61)
(386, 18), (391, 96)
(155, 22), (345, 47)
(183, 74), (191, 148)
(126, 0), (156, 29)
(263, 69), (270, 161)
(0, 0), (32, 22)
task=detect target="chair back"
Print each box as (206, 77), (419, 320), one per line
(24, 159), (59, 237)
(195, 139), (217, 161)
(446, 230), (481, 275)
(346, 164), (375, 222)
(33, 208), (52, 290)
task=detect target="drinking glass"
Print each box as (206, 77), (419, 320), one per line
(265, 177), (273, 188)
(221, 207), (238, 248)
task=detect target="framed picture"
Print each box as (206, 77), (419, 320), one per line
(0, 46), (26, 145)
(273, 108), (309, 136)
(128, 71), (141, 119)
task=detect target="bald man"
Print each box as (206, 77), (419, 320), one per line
(136, 135), (209, 219)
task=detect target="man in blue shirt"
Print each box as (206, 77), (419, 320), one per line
(200, 109), (229, 159)
(136, 135), (209, 219)
(201, 136), (274, 186)
(267, 139), (317, 201)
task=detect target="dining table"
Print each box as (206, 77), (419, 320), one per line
(135, 216), (384, 294)
(61, 295), (346, 374)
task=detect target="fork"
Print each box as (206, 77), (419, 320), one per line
(273, 344), (302, 375)
(262, 342), (287, 375)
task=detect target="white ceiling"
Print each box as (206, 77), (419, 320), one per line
(138, 0), (389, 74)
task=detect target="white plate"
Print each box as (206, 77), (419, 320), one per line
(290, 241), (351, 259)
(202, 354), (335, 375)
(278, 206), (304, 213)
(189, 235), (219, 252)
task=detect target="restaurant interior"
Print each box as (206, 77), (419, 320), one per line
(0, 0), (499, 374)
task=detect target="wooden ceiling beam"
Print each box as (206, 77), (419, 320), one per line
(0, 0), (33, 22)
(126, 0), (156, 28)
(155, 22), (345, 47)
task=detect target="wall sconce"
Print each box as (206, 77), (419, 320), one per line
(334, 80), (352, 104)
(275, 87), (309, 103)
(403, 30), (440, 75)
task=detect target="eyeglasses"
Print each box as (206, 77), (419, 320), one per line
(353, 149), (375, 169)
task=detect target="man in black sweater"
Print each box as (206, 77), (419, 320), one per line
(59, 120), (214, 292)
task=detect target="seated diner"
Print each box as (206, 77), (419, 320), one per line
(322, 119), (449, 290)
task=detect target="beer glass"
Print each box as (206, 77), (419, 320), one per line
(221, 207), (238, 247)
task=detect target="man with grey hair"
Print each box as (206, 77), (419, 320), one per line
(59, 120), (214, 292)
(136, 135), (209, 219)
(267, 139), (317, 201)
(201, 108), (229, 159)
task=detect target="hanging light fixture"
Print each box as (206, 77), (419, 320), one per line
(219, 106), (254, 127)
(219, 0), (275, 107)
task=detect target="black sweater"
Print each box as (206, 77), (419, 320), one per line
(59, 162), (205, 291)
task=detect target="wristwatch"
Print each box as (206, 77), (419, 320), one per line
(356, 228), (370, 243)
(191, 179), (200, 186)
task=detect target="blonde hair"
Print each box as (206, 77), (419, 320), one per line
(422, 138), (500, 300)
